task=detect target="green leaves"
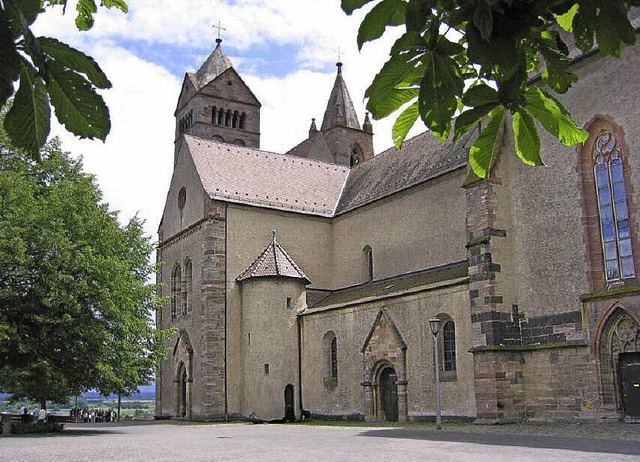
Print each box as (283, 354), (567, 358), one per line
(4, 63), (51, 156)
(0, 0), (127, 159)
(47, 61), (111, 140)
(523, 87), (588, 146)
(75, 0), (129, 31)
(356, 0), (406, 50)
(0, 142), (168, 404)
(419, 49), (464, 141)
(341, 0), (376, 15)
(346, 0), (632, 179)
(469, 106), (505, 179)
(512, 108), (542, 167)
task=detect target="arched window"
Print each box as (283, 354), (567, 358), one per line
(323, 331), (338, 385)
(217, 108), (224, 125)
(239, 113), (246, 129)
(178, 187), (186, 228)
(442, 320), (456, 372)
(171, 265), (182, 319)
(211, 106), (217, 124)
(232, 111), (239, 128)
(363, 245), (374, 282)
(184, 259), (193, 314)
(593, 132), (635, 282)
(225, 110), (231, 127)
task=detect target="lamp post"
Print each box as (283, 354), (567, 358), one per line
(428, 316), (442, 430)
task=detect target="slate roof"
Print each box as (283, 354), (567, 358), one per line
(237, 232), (310, 284)
(304, 261), (468, 313)
(185, 135), (349, 217)
(191, 39), (233, 89)
(335, 129), (474, 215)
(321, 63), (361, 131)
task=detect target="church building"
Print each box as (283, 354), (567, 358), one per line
(156, 23), (640, 423)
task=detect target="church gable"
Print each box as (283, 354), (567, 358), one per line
(159, 140), (208, 240)
(361, 308), (407, 356)
(198, 67), (260, 107)
(286, 132), (333, 164)
(174, 75), (198, 116)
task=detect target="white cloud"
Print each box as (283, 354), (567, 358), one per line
(49, 44), (179, 240)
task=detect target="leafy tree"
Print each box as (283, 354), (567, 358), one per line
(0, 120), (169, 409)
(0, 0), (128, 158)
(342, 0), (639, 178)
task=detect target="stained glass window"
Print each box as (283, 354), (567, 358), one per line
(593, 133), (635, 281)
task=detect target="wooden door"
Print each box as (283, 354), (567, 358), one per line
(619, 352), (640, 418)
(379, 367), (398, 422)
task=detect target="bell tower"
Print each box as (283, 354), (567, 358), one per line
(174, 37), (261, 159)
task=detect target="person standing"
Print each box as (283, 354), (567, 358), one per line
(37, 408), (46, 424)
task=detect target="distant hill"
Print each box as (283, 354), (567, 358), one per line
(82, 384), (156, 401)
(1, 384), (155, 402)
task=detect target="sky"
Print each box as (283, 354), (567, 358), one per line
(33, 1), (421, 241)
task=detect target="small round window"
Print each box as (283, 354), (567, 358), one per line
(178, 187), (186, 210)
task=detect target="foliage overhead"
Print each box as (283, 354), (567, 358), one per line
(0, 120), (170, 406)
(342, 0), (639, 178)
(0, 0), (128, 158)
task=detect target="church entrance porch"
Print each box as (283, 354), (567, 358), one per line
(596, 305), (640, 420)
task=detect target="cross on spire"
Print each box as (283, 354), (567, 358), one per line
(213, 21), (226, 43)
(334, 46), (342, 63)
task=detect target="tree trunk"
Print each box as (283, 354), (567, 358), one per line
(117, 392), (122, 422)
(40, 399), (46, 411)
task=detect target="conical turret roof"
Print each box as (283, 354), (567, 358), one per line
(321, 62), (360, 131)
(193, 39), (233, 89)
(237, 231), (310, 284)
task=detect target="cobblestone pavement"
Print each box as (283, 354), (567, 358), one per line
(1, 420), (639, 462)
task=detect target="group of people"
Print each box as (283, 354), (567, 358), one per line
(70, 407), (117, 423)
(18, 406), (46, 423)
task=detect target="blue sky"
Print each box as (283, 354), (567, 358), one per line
(32, 1), (414, 240)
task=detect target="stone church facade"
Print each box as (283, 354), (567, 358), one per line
(156, 25), (640, 423)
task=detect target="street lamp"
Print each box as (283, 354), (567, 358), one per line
(429, 316), (442, 430)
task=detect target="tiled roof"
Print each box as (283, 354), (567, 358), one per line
(185, 135), (349, 217)
(237, 232), (310, 283)
(335, 130), (474, 215)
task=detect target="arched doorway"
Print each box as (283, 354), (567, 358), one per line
(284, 384), (295, 422)
(176, 362), (187, 418)
(378, 367), (398, 422)
(598, 307), (640, 419)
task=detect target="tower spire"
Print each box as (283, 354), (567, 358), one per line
(321, 61), (359, 131)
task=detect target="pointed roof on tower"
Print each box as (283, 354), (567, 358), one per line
(237, 231), (311, 284)
(320, 62), (360, 131)
(192, 38), (233, 89)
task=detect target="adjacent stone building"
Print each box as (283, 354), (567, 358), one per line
(156, 25), (640, 423)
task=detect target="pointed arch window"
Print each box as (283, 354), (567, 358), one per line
(593, 132), (635, 282)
